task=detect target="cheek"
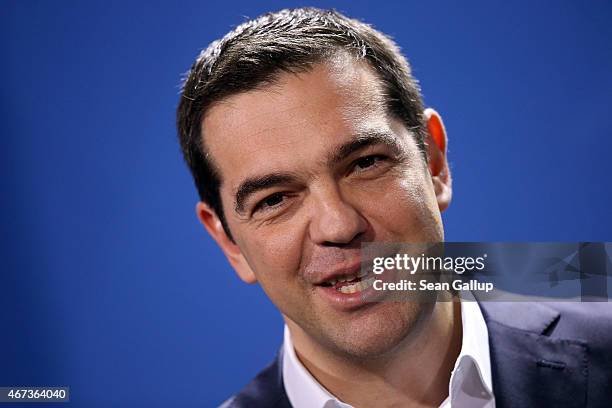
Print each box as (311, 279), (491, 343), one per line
(359, 166), (442, 240)
(240, 221), (307, 289)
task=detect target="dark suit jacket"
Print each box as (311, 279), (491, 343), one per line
(220, 302), (612, 407)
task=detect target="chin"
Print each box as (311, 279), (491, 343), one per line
(321, 301), (430, 360)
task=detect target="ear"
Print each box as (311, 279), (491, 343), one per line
(195, 201), (257, 284)
(424, 108), (452, 212)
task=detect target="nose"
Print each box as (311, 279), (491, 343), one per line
(308, 184), (368, 246)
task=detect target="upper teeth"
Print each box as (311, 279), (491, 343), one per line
(326, 270), (369, 286)
(337, 276), (375, 294)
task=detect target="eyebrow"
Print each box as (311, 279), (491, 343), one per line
(235, 173), (297, 214)
(327, 130), (403, 165)
(233, 130), (403, 214)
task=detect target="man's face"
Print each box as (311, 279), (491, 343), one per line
(201, 57), (448, 358)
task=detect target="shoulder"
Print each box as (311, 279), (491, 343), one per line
(478, 301), (612, 377)
(479, 301), (612, 340)
(217, 349), (291, 408)
(478, 301), (612, 406)
(479, 301), (612, 381)
(545, 302), (612, 332)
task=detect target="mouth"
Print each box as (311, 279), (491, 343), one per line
(317, 268), (376, 294)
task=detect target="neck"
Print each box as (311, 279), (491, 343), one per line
(285, 299), (462, 407)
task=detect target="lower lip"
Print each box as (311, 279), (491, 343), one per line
(314, 272), (393, 312)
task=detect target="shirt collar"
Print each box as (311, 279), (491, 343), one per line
(282, 297), (493, 408)
(282, 324), (350, 408)
(455, 295), (493, 393)
(442, 296), (495, 408)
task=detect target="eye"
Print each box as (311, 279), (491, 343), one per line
(253, 192), (286, 213)
(353, 155), (387, 172)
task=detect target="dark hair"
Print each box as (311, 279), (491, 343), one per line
(177, 7), (427, 241)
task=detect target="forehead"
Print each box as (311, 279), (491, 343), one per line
(201, 57), (392, 190)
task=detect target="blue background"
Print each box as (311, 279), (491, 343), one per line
(1, 1), (611, 406)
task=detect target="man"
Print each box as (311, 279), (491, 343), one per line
(176, 8), (612, 408)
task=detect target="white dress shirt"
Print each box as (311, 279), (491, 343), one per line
(282, 298), (495, 408)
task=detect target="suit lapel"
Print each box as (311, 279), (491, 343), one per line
(479, 302), (588, 408)
(275, 347), (293, 408)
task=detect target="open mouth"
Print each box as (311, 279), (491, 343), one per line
(318, 269), (376, 294)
